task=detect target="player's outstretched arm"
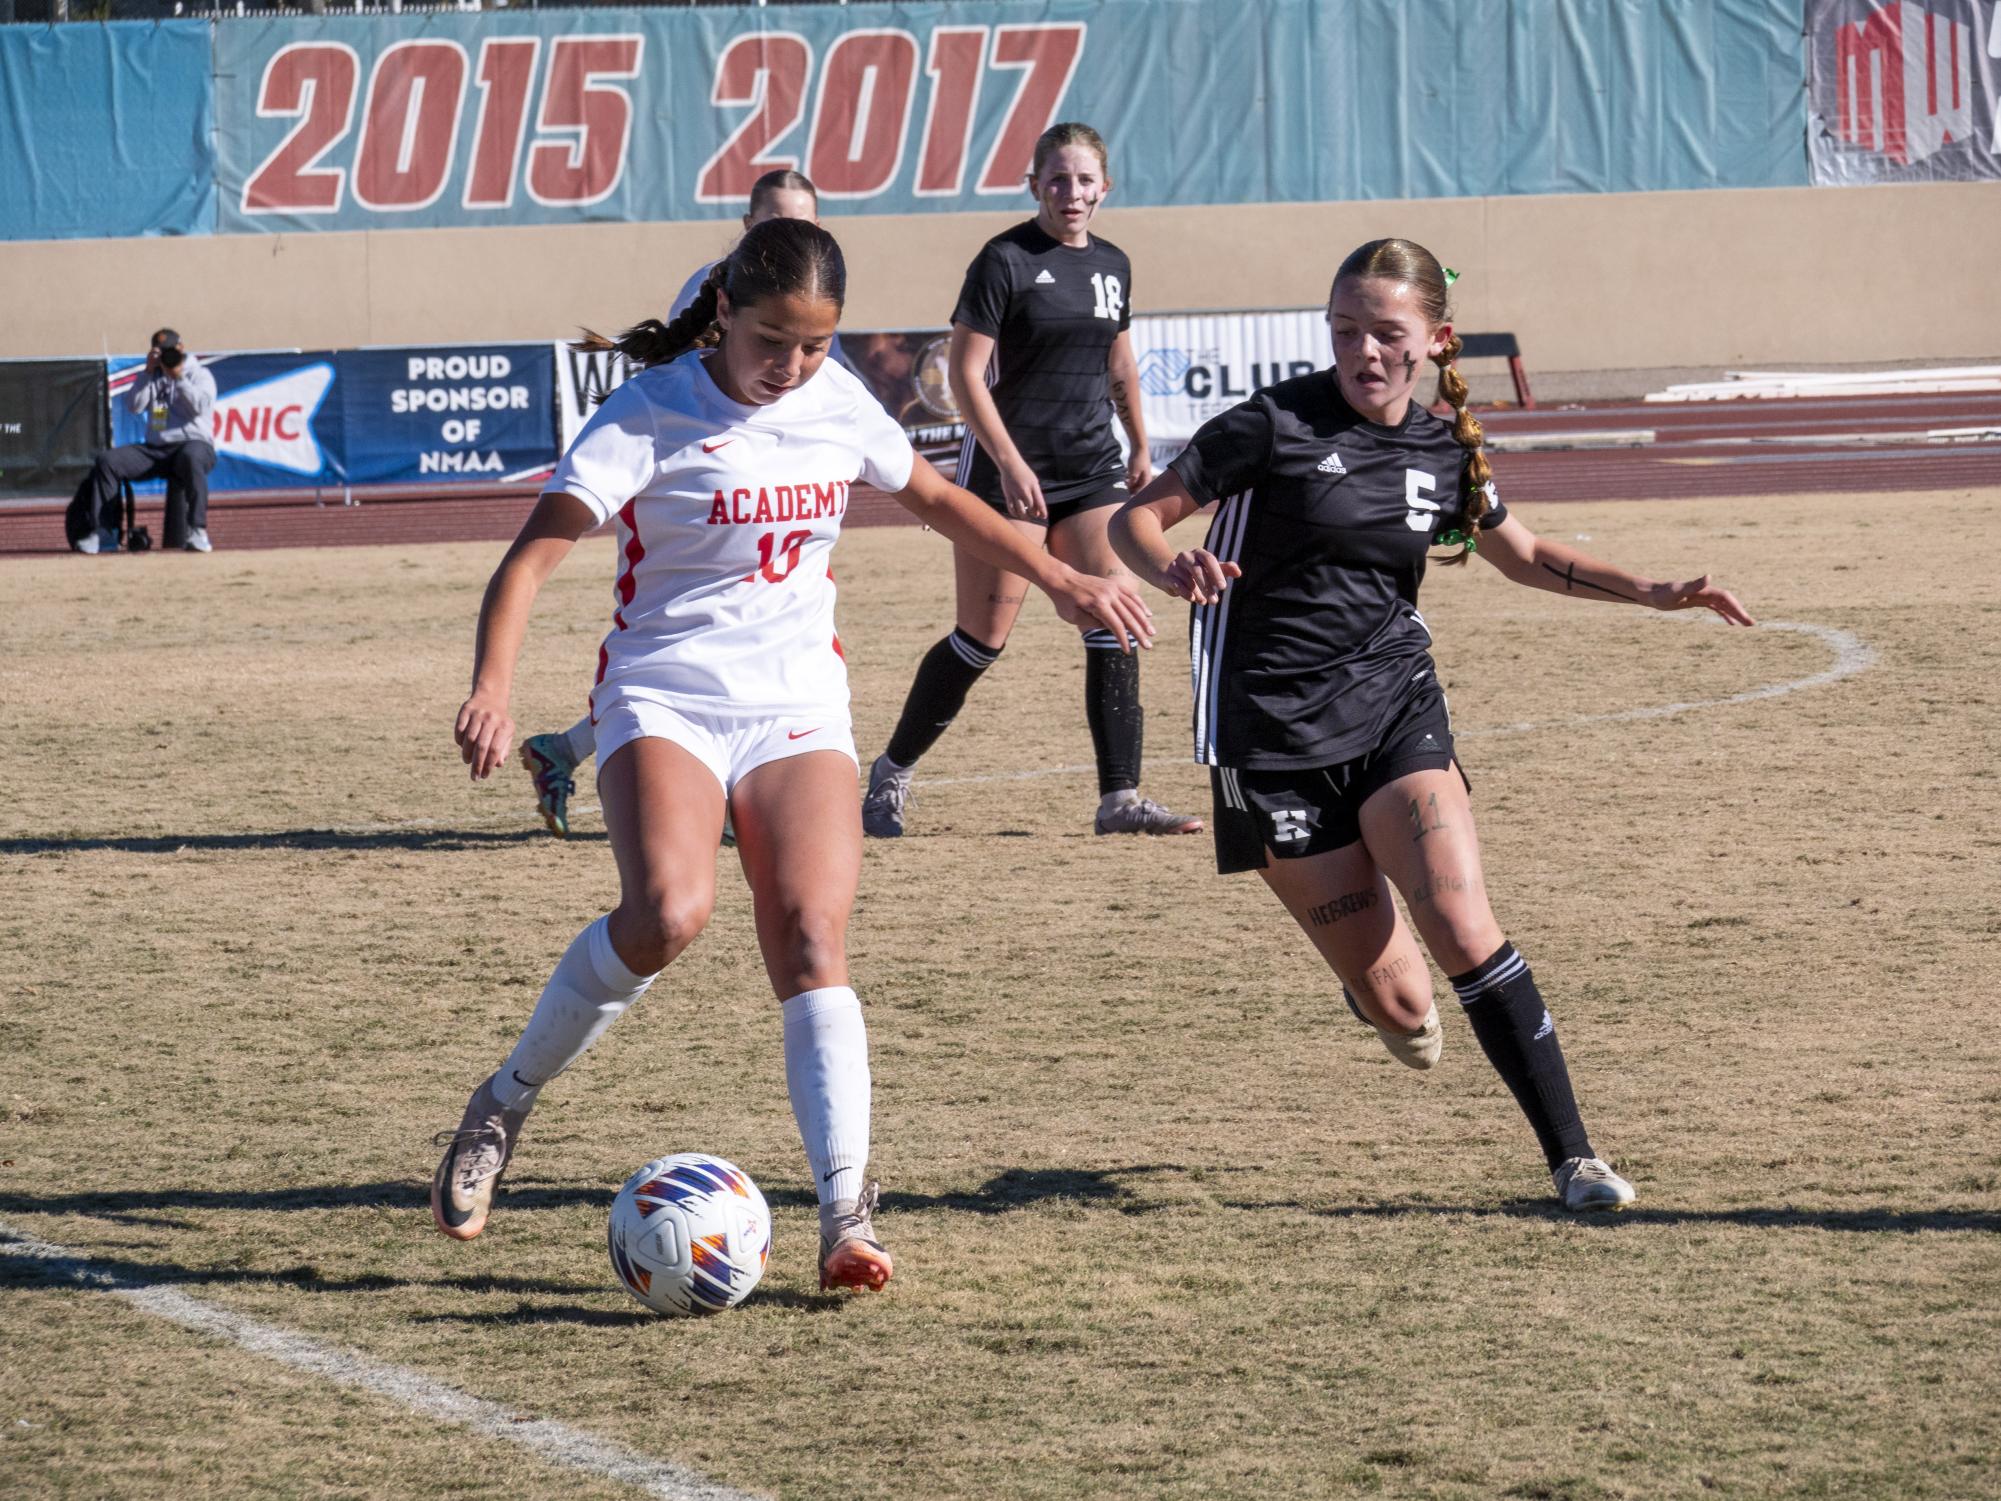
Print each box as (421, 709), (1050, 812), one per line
(893, 456), (1154, 651)
(457, 491), (598, 779)
(1477, 513), (1755, 626)
(1110, 472), (1241, 605)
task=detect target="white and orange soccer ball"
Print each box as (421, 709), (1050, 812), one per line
(607, 1153), (771, 1316)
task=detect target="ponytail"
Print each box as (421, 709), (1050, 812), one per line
(572, 261), (728, 397)
(1431, 332), (1492, 566)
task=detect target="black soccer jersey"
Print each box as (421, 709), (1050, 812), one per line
(1168, 372), (1508, 770)
(951, 220), (1131, 506)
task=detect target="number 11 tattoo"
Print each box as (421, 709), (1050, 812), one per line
(1408, 792), (1446, 842)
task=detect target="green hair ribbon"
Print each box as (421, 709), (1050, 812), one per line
(1435, 528), (1477, 553)
(1443, 267), (1461, 287)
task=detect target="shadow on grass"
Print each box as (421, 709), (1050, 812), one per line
(406, 1283), (842, 1325)
(1220, 1199), (2001, 1234)
(0, 1238), (603, 1299)
(0, 827), (606, 856)
(0, 1164), (1186, 1228)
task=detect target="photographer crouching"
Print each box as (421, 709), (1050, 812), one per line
(76, 328), (219, 554)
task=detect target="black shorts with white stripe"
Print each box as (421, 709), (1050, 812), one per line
(957, 465), (1127, 528)
(1208, 685), (1465, 874)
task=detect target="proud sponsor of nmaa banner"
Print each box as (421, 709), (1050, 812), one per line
(341, 344), (557, 485)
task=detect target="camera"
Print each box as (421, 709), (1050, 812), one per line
(160, 344), (186, 371)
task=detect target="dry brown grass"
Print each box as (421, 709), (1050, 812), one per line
(3, 490), (1999, 1500)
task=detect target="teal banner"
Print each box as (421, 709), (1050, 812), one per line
(6, 1), (1812, 243)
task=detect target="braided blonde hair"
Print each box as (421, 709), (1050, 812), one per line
(1332, 238), (1490, 564)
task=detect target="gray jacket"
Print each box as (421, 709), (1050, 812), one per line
(127, 355), (217, 447)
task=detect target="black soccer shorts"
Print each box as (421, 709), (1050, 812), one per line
(1208, 687), (1467, 875)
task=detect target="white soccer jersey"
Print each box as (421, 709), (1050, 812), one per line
(548, 351), (915, 719)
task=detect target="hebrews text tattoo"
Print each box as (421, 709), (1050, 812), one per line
(1308, 888), (1379, 927)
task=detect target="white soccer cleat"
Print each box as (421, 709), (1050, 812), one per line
(819, 1180), (894, 1292)
(430, 1074), (530, 1241)
(1553, 1156), (1637, 1212)
(1342, 986), (1442, 1070)
(1093, 793), (1203, 836)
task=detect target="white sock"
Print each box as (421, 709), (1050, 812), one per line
(1099, 788), (1139, 814)
(781, 986), (872, 1209)
(492, 917), (657, 1111)
(562, 714), (597, 765)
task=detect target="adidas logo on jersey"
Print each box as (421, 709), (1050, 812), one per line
(1317, 451), (1348, 475)
(1034, 269), (1056, 285)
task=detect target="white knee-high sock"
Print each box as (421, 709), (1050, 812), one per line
(492, 917), (657, 1111)
(781, 987), (872, 1208)
(562, 714), (596, 764)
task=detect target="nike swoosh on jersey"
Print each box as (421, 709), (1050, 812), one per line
(702, 437), (735, 453)
(787, 728), (822, 740)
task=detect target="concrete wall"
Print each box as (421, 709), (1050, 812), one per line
(3, 182), (1993, 372)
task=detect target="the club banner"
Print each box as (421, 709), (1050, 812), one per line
(1808, 1), (2001, 183)
(338, 345), (557, 485)
(108, 351), (345, 491)
(0, 359), (108, 499)
(1129, 310), (1330, 464)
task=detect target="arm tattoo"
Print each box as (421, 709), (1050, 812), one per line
(1307, 888), (1379, 927)
(1543, 559), (1637, 602)
(1110, 377), (1137, 431)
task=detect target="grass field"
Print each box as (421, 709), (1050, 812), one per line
(4, 489), (1999, 1500)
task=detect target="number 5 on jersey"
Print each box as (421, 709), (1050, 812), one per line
(1404, 469), (1440, 532)
(746, 529), (812, 584)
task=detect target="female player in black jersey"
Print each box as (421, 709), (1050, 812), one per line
(861, 123), (1201, 839)
(1110, 238), (1753, 1210)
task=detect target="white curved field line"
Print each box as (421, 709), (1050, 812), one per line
(0, 1221), (765, 1501)
(1458, 619), (1875, 740)
(239, 619), (1873, 839)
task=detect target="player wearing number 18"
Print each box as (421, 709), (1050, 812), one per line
(1110, 238), (1756, 1211)
(431, 217), (1154, 1290)
(863, 123), (1199, 839)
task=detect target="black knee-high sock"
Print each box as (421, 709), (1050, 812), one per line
(1083, 630), (1143, 794)
(1450, 942), (1594, 1171)
(883, 629), (1002, 768)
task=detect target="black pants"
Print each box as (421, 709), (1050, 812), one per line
(88, 440), (216, 544)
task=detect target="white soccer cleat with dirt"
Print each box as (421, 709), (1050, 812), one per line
(861, 756), (912, 839)
(430, 1074), (530, 1241)
(1553, 1156), (1636, 1212)
(1093, 794), (1203, 836)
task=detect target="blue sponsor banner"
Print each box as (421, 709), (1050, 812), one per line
(337, 344), (557, 484)
(0, 21), (214, 241)
(204, 0), (1808, 236)
(109, 352), (345, 491)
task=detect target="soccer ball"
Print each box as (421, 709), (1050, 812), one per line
(607, 1153), (771, 1316)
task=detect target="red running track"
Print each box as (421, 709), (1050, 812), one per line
(4, 391), (1996, 558)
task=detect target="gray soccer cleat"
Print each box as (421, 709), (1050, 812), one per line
(861, 755), (912, 839)
(430, 1073), (530, 1241)
(1553, 1156), (1637, 1212)
(1094, 794), (1204, 836)
(819, 1179), (894, 1292)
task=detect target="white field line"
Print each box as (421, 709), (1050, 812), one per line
(0, 1220), (766, 1501)
(196, 619), (1872, 841)
(1459, 620), (1874, 740)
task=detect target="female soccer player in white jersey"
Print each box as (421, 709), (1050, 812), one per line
(432, 218), (1154, 1291)
(1110, 238), (1754, 1211)
(860, 123), (1201, 840)
(519, 169), (840, 840)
